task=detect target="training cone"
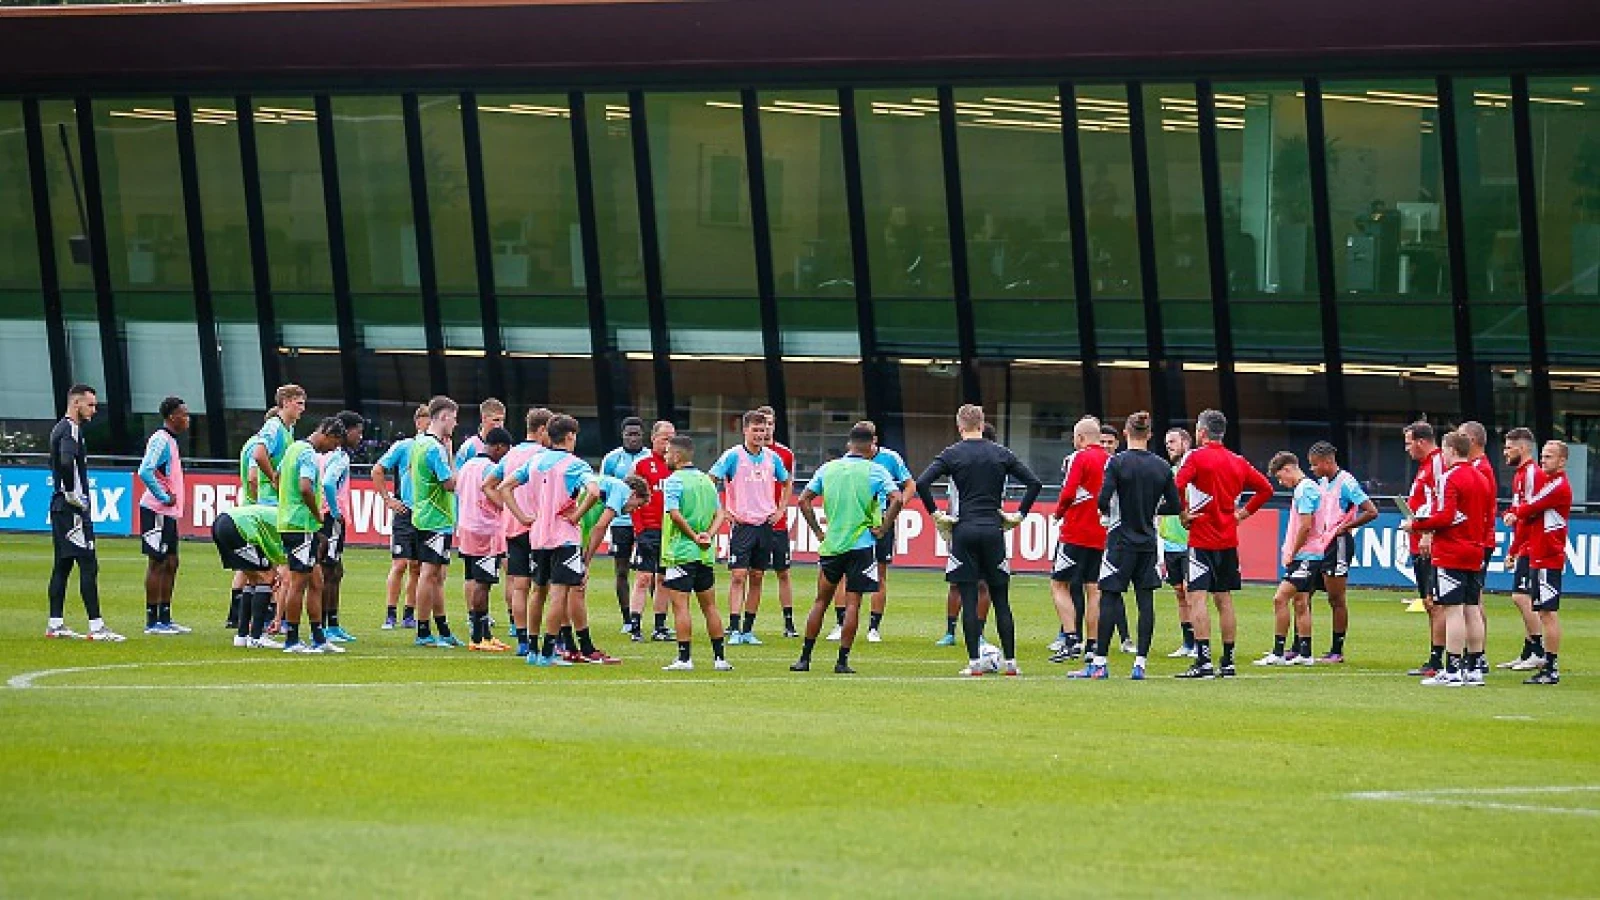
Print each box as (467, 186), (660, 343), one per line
(1404, 598), (1427, 613)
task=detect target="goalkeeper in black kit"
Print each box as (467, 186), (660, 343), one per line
(915, 404), (1042, 677)
(1069, 411), (1180, 681)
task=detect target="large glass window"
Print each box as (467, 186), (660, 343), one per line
(758, 90), (859, 359)
(1454, 79), (1527, 361)
(190, 98), (268, 450)
(1141, 84), (1214, 355)
(856, 88), (956, 353)
(1075, 85), (1146, 369)
(0, 100), (56, 445)
(670, 358), (767, 455)
(782, 359), (864, 476)
(92, 98), (212, 454)
(980, 360), (1085, 480)
(953, 86), (1077, 356)
(586, 93), (649, 352)
(893, 361), (963, 472)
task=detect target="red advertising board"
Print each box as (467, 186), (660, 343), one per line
(142, 474), (1280, 579)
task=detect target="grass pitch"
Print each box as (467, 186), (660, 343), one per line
(0, 533), (1596, 898)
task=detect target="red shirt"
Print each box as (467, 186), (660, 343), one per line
(1174, 442), (1274, 551)
(1512, 471), (1571, 570)
(1054, 445), (1109, 549)
(1470, 454), (1499, 550)
(1413, 461), (1494, 571)
(1507, 461), (1540, 559)
(1407, 448), (1445, 555)
(770, 441), (795, 532)
(630, 451), (673, 533)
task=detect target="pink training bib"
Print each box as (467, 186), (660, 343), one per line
(500, 443), (544, 539)
(1305, 471), (1358, 557)
(455, 457), (507, 557)
(724, 447), (778, 525)
(529, 452), (581, 550)
(139, 429), (185, 518)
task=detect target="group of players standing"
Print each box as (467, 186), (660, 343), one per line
(39, 380), (1572, 685)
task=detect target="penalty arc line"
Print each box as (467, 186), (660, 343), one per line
(1348, 786), (1600, 817)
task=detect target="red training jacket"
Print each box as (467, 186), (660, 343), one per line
(1512, 471), (1571, 570)
(1412, 461), (1494, 571)
(1054, 445), (1109, 550)
(1174, 442), (1273, 551)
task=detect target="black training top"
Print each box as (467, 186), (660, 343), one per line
(1097, 447), (1180, 551)
(915, 437), (1042, 526)
(49, 417), (89, 509)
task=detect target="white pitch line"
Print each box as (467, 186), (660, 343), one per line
(1348, 786), (1600, 817)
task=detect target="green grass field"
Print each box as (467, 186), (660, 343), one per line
(1, 532), (1596, 898)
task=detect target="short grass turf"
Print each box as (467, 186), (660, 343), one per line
(1, 532), (1597, 898)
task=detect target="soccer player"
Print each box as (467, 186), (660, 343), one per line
(1161, 428), (1195, 658)
(486, 407), (552, 655)
(582, 474), (652, 572)
(454, 397), (506, 468)
(657, 434), (734, 672)
(860, 427), (914, 643)
(601, 416), (650, 628)
(1050, 417), (1109, 664)
(137, 396), (190, 636)
(755, 406), (800, 638)
(226, 407), (275, 630)
(276, 416), (346, 653)
(1099, 423), (1119, 455)
(1174, 409), (1273, 679)
(1257, 451), (1322, 667)
(503, 414), (610, 666)
(792, 423), (904, 674)
(372, 403), (429, 629)
(1403, 421), (1449, 677)
(216, 503), (286, 649)
(1512, 440), (1570, 685)
(44, 384), (122, 642)
(251, 384), (307, 508)
(1306, 441), (1378, 662)
(409, 396), (462, 648)
(1402, 430), (1494, 686)
(1069, 412), (1179, 680)
(316, 410), (364, 643)
(1500, 427), (1550, 670)
(710, 410), (792, 645)
(626, 420), (677, 642)
(915, 405), (1043, 677)
(456, 426), (513, 652)
(935, 422), (994, 649)
(1460, 420), (1498, 673)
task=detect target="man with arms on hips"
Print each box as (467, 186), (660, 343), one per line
(1499, 427), (1551, 672)
(276, 416), (346, 653)
(1306, 441), (1378, 663)
(316, 411), (364, 643)
(1050, 416), (1109, 664)
(456, 427), (514, 652)
(1068, 411), (1180, 680)
(935, 423), (995, 650)
(1257, 452), (1324, 667)
(914, 405), (1043, 678)
(625, 421), (677, 643)
(1402, 430), (1494, 686)
(791, 423), (904, 674)
(137, 396), (191, 636)
(45, 383), (123, 642)
(217, 502), (286, 649)
(1459, 420), (1499, 675)
(755, 406), (801, 637)
(1508, 440), (1570, 685)
(601, 417), (650, 631)
(372, 403), (430, 630)
(1174, 409), (1274, 679)
(1403, 421), (1449, 677)
(485, 407), (553, 656)
(710, 410), (792, 646)
(658, 434), (734, 672)
(409, 396), (463, 648)
(1160, 428), (1195, 658)
(860, 425), (915, 644)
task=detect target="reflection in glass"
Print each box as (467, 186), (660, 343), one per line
(1075, 84), (1145, 360)
(0, 100), (56, 439)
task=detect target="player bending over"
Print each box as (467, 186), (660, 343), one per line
(217, 503), (287, 649)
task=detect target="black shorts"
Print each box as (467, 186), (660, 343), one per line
(1435, 566), (1483, 607)
(320, 517), (346, 566)
(874, 524), (896, 565)
(507, 533), (534, 579)
(462, 553), (503, 585)
(729, 522), (778, 572)
(1096, 546), (1160, 593)
(1187, 547), (1242, 593)
(283, 530), (322, 574)
(946, 525), (1010, 586)
(1284, 558), (1322, 594)
(631, 529), (663, 575)
(212, 514), (271, 572)
(1412, 554), (1435, 598)
(820, 547), (881, 595)
(50, 501), (96, 560)
(390, 510), (419, 560)
(769, 525), (792, 571)
(610, 524), (636, 562)
(662, 560), (715, 594)
(1051, 542), (1102, 586)
(138, 506), (179, 561)
(416, 529), (453, 566)
(532, 544), (585, 587)
(1524, 567), (1562, 612)
(1322, 533), (1353, 579)
(1163, 551), (1187, 587)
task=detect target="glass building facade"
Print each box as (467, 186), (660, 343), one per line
(0, 7), (1595, 501)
